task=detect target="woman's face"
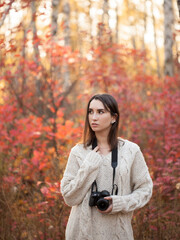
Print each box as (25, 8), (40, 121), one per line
(88, 99), (115, 134)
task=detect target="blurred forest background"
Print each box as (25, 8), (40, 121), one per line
(0, 0), (180, 239)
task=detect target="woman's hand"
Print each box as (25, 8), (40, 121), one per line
(97, 196), (112, 214)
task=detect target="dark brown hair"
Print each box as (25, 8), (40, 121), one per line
(83, 93), (120, 150)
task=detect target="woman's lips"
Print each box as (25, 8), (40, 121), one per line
(91, 123), (98, 127)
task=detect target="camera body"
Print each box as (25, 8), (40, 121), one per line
(89, 189), (110, 211)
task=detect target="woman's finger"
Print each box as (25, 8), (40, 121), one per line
(97, 204), (113, 214)
(104, 196), (112, 201)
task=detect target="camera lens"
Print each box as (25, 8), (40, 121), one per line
(97, 198), (109, 211)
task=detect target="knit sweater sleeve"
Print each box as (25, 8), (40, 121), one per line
(111, 148), (153, 214)
(61, 145), (102, 207)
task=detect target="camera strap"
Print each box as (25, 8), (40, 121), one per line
(111, 146), (118, 195)
(92, 138), (118, 195)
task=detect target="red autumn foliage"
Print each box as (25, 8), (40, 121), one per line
(0, 35), (179, 240)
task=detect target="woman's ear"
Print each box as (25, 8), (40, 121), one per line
(111, 114), (117, 124)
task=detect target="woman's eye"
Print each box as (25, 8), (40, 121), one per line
(99, 110), (104, 114)
(88, 109), (105, 114)
(88, 110), (93, 114)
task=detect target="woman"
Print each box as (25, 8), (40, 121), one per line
(61, 93), (153, 240)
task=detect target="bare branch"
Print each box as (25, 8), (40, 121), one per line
(0, 0), (15, 28)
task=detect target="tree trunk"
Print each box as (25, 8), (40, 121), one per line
(177, 0), (180, 17)
(88, 0), (94, 49)
(163, 0), (174, 76)
(63, 1), (70, 89)
(115, 1), (119, 44)
(142, 0), (147, 74)
(21, 26), (27, 93)
(98, 0), (111, 44)
(63, 1), (71, 46)
(142, 0), (147, 52)
(124, 0), (137, 50)
(102, 0), (109, 26)
(151, 0), (161, 78)
(51, 0), (61, 85)
(30, 1), (43, 115)
(31, 1), (40, 67)
(51, 0), (61, 37)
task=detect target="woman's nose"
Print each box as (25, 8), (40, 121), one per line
(92, 113), (98, 120)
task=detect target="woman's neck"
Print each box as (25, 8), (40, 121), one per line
(95, 133), (109, 148)
(95, 134), (111, 155)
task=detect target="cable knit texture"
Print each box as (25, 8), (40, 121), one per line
(61, 138), (153, 240)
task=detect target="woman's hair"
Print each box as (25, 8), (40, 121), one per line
(83, 93), (120, 150)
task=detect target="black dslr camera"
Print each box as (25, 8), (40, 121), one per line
(89, 181), (110, 211)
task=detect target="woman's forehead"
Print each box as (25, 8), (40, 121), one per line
(89, 99), (105, 109)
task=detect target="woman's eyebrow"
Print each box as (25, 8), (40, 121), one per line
(88, 108), (106, 111)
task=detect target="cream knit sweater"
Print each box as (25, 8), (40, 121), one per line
(61, 138), (153, 240)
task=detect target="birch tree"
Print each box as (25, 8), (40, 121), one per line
(102, 0), (109, 26)
(62, 1), (71, 89)
(124, 0), (137, 49)
(63, 1), (71, 46)
(98, 0), (110, 44)
(51, 0), (61, 37)
(151, 0), (161, 78)
(30, 1), (43, 115)
(177, 0), (180, 16)
(115, 0), (120, 44)
(51, 0), (61, 85)
(163, 0), (174, 76)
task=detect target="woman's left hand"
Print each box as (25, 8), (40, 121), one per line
(97, 196), (112, 214)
